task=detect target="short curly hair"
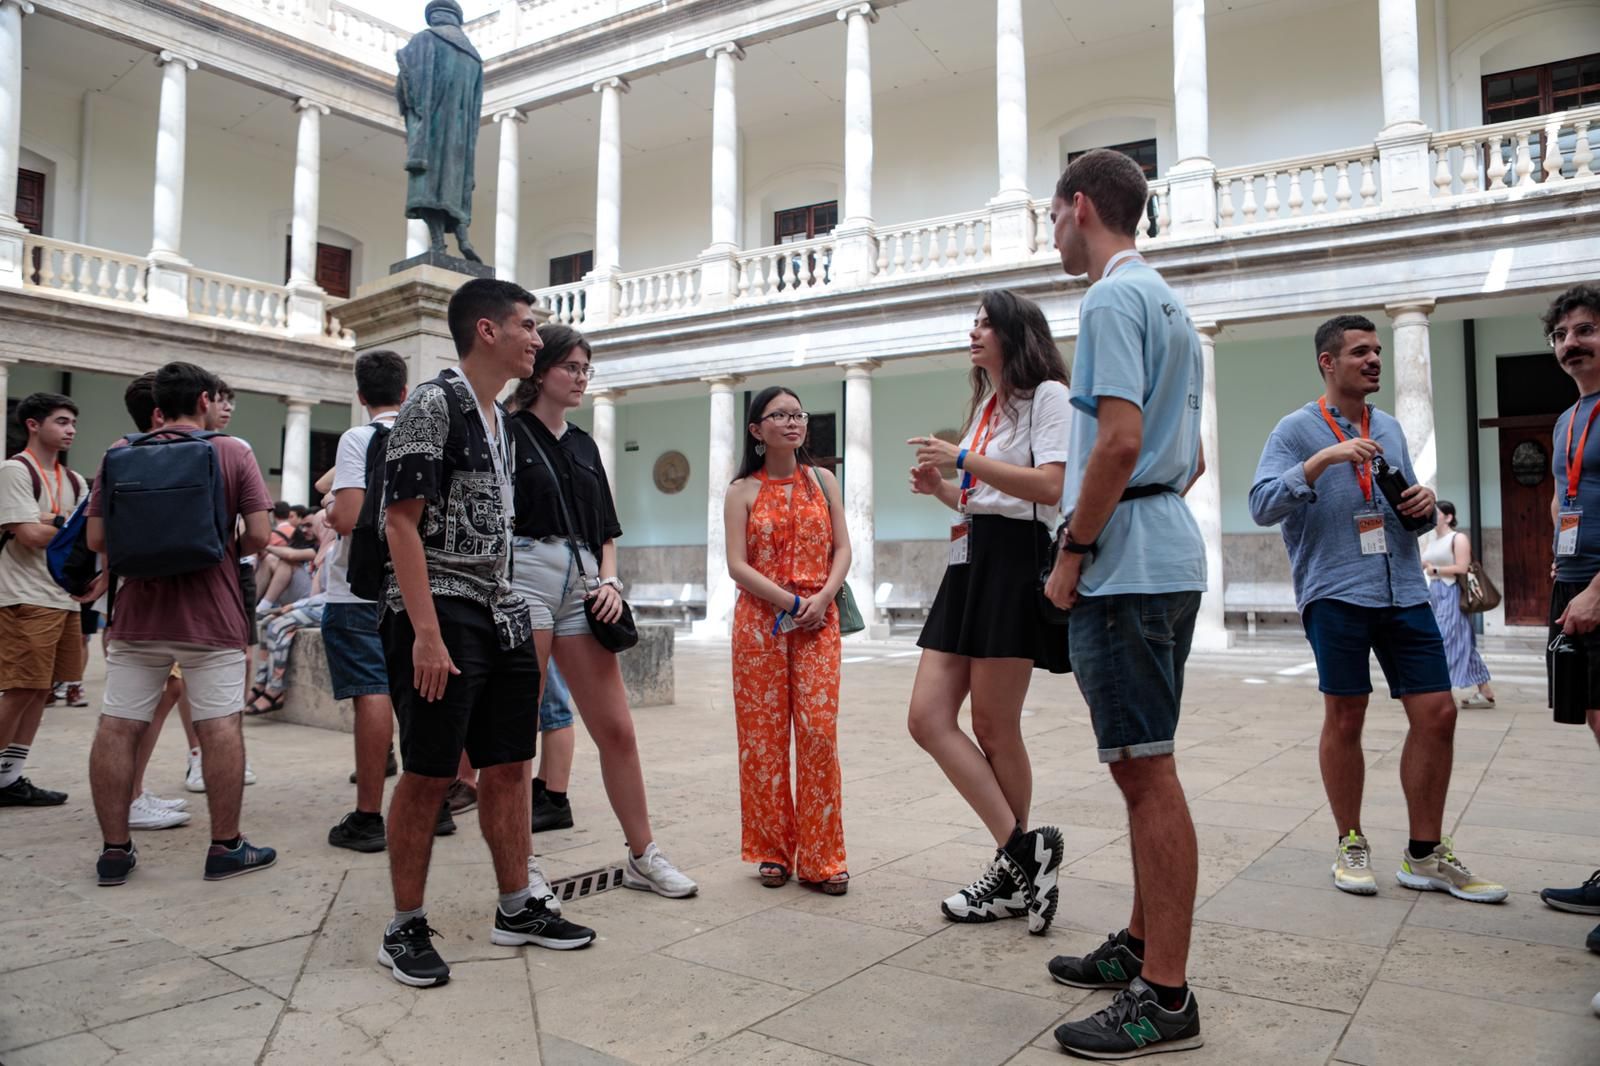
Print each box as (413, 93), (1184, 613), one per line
(1542, 284), (1600, 337)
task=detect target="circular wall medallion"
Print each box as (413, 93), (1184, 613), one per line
(653, 450), (690, 494)
(1510, 441), (1548, 488)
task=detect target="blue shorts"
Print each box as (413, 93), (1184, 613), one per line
(1301, 599), (1450, 699)
(539, 659), (574, 731)
(1070, 591), (1200, 763)
(321, 601), (389, 701)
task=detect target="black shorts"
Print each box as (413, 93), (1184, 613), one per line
(239, 563), (258, 646)
(1549, 581), (1600, 708)
(382, 597), (540, 778)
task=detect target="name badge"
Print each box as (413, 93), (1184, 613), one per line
(1557, 508), (1582, 558)
(949, 518), (972, 566)
(1356, 512), (1387, 555)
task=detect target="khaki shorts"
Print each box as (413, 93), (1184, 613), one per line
(0, 605), (85, 691)
(102, 641), (244, 724)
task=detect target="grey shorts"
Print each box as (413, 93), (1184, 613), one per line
(511, 537), (598, 638)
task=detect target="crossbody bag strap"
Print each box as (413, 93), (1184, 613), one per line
(515, 419), (590, 580)
(809, 466), (838, 548)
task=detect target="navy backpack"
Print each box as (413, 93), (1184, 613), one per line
(100, 430), (232, 579)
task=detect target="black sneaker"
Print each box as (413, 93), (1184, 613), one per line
(1540, 870), (1600, 915)
(0, 777), (68, 806)
(531, 790), (574, 833)
(941, 857), (1027, 923)
(1049, 929), (1144, 989)
(349, 746), (399, 784)
(435, 800), (456, 836)
(490, 898), (597, 950)
(1054, 977), (1203, 1059)
(328, 811), (387, 853)
(997, 825), (1065, 935)
(378, 916), (450, 987)
(1588, 922), (1599, 954)
(203, 838), (277, 881)
(97, 843), (138, 887)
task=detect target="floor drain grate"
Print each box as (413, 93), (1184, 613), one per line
(549, 863), (626, 904)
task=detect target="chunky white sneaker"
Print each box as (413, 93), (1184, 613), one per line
(527, 855), (562, 916)
(184, 751), (206, 793)
(942, 857), (1028, 924)
(1332, 830), (1378, 895)
(243, 761), (258, 786)
(128, 794), (191, 830)
(139, 789), (189, 812)
(622, 842), (698, 898)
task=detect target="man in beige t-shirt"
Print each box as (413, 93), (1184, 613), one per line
(0, 392), (89, 807)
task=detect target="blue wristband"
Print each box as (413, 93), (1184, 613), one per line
(956, 447), (969, 471)
(792, 594), (802, 614)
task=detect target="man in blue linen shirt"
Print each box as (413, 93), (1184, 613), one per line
(1250, 314), (1504, 905)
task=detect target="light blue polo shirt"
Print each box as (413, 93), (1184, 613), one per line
(1060, 259), (1207, 596)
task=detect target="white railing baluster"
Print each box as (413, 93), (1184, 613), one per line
(1334, 162), (1353, 211)
(1460, 140), (1480, 192)
(1544, 117), (1567, 183)
(1287, 168), (1305, 215)
(1358, 157), (1377, 206)
(1575, 121), (1594, 179)
(1263, 170), (1281, 218)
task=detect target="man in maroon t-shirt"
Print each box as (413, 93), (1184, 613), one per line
(85, 362), (275, 887)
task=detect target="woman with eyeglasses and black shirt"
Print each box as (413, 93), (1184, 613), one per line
(905, 289), (1072, 935)
(506, 323), (697, 903)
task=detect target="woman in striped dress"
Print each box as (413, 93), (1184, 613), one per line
(1421, 501), (1495, 709)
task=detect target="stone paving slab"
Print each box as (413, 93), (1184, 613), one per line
(0, 636), (1594, 1063)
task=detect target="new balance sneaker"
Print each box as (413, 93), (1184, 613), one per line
(1049, 929), (1145, 989)
(1395, 838), (1507, 903)
(1054, 978), (1203, 1059)
(65, 683), (89, 708)
(328, 811), (387, 853)
(446, 779), (478, 815)
(1332, 830), (1377, 895)
(941, 857), (1027, 924)
(528, 855), (562, 916)
(531, 789), (574, 832)
(622, 842), (698, 898)
(997, 825), (1065, 934)
(128, 793), (191, 830)
(96, 843), (138, 887)
(185, 751), (205, 793)
(377, 916), (449, 987)
(203, 838), (277, 881)
(1540, 870), (1600, 915)
(490, 898), (596, 950)
(139, 789), (189, 812)
(0, 777), (68, 806)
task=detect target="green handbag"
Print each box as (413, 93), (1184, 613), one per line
(810, 467), (866, 635)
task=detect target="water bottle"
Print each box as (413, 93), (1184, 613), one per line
(1549, 634), (1591, 725)
(1371, 455), (1432, 533)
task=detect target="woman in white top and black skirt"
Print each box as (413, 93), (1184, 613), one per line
(906, 289), (1072, 935)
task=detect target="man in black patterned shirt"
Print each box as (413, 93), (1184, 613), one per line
(377, 278), (596, 989)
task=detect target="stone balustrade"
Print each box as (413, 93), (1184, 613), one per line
(1429, 103), (1599, 196)
(875, 210), (989, 279)
(22, 235), (148, 306)
(736, 238), (837, 302)
(618, 261), (702, 319)
(536, 281), (587, 326)
(189, 267), (292, 332)
(325, 1), (408, 57)
(1216, 148), (1380, 228)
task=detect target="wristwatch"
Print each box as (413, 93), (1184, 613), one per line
(599, 576), (624, 593)
(1061, 526), (1096, 556)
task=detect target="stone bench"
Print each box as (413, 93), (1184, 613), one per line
(277, 622), (676, 733)
(1223, 581), (1299, 635)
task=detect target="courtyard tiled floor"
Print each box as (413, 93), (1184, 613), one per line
(1, 634), (1597, 1064)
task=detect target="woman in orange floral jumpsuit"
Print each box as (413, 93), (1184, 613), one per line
(724, 386), (852, 893)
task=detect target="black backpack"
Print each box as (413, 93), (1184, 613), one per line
(101, 430), (231, 580)
(345, 422), (392, 603)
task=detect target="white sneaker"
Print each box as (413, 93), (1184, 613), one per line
(128, 794), (191, 830)
(139, 789), (189, 812)
(1591, 989), (1599, 1018)
(527, 855), (562, 916)
(621, 842), (698, 899)
(243, 761), (257, 786)
(184, 751), (206, 793)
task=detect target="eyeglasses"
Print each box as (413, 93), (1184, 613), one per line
(758, 411), (810, 426)
(1549, 322), (1599, 348)
(555, 362), (596, 380)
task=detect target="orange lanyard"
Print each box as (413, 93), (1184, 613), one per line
(1317, 397), (1372, 503)
(1565, 398), (1600, 503)
(958, 395), (1001, 511)
(21, 450), (65, 517)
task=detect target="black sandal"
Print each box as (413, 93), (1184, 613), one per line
(758, 862), (790, 887)
(244, 691), (285, 716)
(818, 872), (850, 896)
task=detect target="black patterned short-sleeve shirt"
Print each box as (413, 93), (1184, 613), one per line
(380, 369), (532, 649)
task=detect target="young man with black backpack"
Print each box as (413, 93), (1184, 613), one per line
(85, 362), (276, 886)
(0, 393), (88, 808)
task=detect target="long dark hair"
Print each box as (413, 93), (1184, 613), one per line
(964, 289), (1070, 435)
(733, 385), (817, 483)
(508, 323), (591, 412)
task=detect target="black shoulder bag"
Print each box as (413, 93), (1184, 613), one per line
(515, 420), (639, 653)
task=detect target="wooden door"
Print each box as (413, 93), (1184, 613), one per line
(1498, 424), (1556, 625)
(15, 168), (44, 234)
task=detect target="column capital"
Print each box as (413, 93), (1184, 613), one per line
(840, 359), (881, 376)
(706, 41), (746, 61)
(1385, 300), (1435, 319)
(1192, 320), (1221, 338)
(282, 396), (318, 411)
(593, 76), (631, 95)
(493, 107), (528, 125)
(837, 3), (878, 24)
(703, 374), (744, 391)
(590, 387), (626, 403)
(1, 2), (37, 17)
(293, 98), (331, 116)
(156, 50), (198, 71)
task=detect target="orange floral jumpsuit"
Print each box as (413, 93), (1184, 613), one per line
(731, 467), (846, 882)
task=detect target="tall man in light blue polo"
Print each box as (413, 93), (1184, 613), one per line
(1250, 314), (1505, 905)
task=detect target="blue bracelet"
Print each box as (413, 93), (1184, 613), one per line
(956, 447), (969, 471)
(792, 594), (802, 614)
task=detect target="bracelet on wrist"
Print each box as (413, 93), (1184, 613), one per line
(956, 447), (969, 471)
(792, 594), (802, 614)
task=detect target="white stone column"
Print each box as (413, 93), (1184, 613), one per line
(1189, 324), (1230, 650)
(587, 77), (629, 324)
(1167, 0), (1217, 235)
(832, 4), (879, 285)
(1375, 0), (1431, 205)
(699, 43), (745, 308)
(282, 398), (314, 506)
(695, 374), (743, 636)
(988, 0), (1035, 261)
(147, 50), (197, 315)
(843, 360), (880, 635)
(0, 0), (32, 290)
(494, 108), (526, 281)
(1389, 301), (1437, 489)
(287, 98), (330, 337)
(0, 358), (12, 415)
(590, 387), (622, 482)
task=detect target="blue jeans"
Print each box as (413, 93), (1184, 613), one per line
(540, 658), (574, 731)
(1069, 591), (1200, 763)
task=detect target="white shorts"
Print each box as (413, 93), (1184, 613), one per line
(102, 641), (246, 724)
(510, 537), (598, 638)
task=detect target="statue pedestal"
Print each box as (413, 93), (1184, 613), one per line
(339, 264), (471, 385)
(389, 250), (495, 279)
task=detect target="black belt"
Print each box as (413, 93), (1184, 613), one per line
(1120, 484), (1177, 501)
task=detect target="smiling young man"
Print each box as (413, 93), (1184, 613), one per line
(1250, 315), (1505, 908)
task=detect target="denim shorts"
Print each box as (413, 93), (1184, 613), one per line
(1301, 599), (1450, 699)
(511, 537), (598, 638)
(540, 659), (574, 731)
(321, 601), (389, 701)
(1069, 590), (1201, 763)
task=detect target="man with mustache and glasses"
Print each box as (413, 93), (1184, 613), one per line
(1250, 314), (1507, 906)
(1536, 285), (1600, 1003)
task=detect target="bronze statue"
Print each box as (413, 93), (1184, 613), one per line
(396, 0), (484, 262)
